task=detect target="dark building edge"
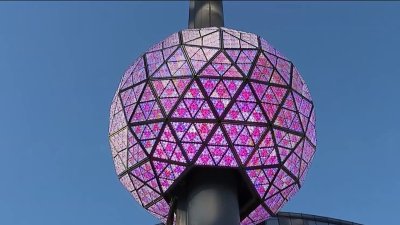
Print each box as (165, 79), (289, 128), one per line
(259, 211), (363, 225)
(155, 211), (362, 225)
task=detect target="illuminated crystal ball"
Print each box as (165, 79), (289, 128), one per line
(109, 27), (316, 225)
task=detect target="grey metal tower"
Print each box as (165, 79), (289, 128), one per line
(168, 4), (240, 225)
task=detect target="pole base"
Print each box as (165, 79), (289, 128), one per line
(173, 169), (240, 225)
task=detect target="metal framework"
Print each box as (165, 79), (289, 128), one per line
(109, 27), (316, 225)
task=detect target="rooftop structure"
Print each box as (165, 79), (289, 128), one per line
(156, 212), (362, 225)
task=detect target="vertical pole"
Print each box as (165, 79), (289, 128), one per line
(174, 170), (240, 225)
(188, 0), (224, 28)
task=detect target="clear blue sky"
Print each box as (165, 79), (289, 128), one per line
(0, 2), (399, 225)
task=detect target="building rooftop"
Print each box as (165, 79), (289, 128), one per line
(260, 212), (362, 225)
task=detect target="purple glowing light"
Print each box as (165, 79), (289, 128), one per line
(109, 27), (316, 224)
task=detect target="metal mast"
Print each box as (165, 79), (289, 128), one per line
(166, 2), (240, 225)
(188, 0), (224, 28)
(170, 170), (240, 225)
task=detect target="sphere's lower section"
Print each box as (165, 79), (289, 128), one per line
(109, 27), (316, 225)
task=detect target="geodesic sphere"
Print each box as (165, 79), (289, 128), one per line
(109, 27), (316, 225)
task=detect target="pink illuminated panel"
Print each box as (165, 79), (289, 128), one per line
(109, 27), (316, 225)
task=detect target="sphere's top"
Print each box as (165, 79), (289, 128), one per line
(109, 27), (316, 225)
